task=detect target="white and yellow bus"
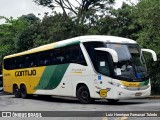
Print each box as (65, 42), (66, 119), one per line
(3, 35), (157, 103)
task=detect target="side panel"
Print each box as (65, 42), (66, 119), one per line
(34, 64), (91, 97)
(35, 64), (69, 90)
(3, 63), (90, 97)
(3, 64), (70, 95)
(3, 67), (46, 93)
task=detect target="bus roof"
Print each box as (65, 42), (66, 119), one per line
(4, 35), (137, 59)
(79, 35), (137, 43)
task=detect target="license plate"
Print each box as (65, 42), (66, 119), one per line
(135, 92), (142, 96)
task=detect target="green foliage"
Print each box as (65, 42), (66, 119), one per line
(134, 0), (160, 53)
(133, 0), (160, 94)
(33, 13), (88, 45)
(94, 3), (140, 39)
(0, 14), (40, 61)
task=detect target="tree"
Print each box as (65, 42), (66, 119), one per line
(95, 3), (141, 39)
(0, 18), (18, 61)
(134, 0), (160, 53)
(15, 14), (40, 51)
(133, 0), (160, 94)
(0, 14), (40, 62)
(33, 13), (88, 45)
(33, 0), (115, 24)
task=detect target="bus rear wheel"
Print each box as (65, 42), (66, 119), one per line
(20, 85), (28, 99)
(77, 86), (94, 104)
(13, 85), (21, 98)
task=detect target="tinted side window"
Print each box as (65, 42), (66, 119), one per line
(3, 44), (87, 70)
(70, 45), (87, 66)
(83, 42), (104, 67)
(24, 55), (37, 68)
(38, 51), (52, 66)
(54, 48), (66, 64)
(17, 56), (25, 69)
(53, 45), (87, 66)
(11, 58), (17, 69)
(97, 53), (110, 76)
(4, 54), (38, 70)
(4, 59), (11, 70)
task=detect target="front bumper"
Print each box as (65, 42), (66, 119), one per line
(112, 85), (151, 99)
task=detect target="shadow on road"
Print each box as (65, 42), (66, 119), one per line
(1, 93), (149, 105)
(9, 94), (148, 105)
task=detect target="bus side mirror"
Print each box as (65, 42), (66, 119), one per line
(94, 48), (118, 63)
(141, 49), (157, 61)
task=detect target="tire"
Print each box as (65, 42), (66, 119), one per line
(77, 86), (94, 104)
(20, 85), (28, 99)
(107, 99), (119, 103)
(13, 85), (21, 98)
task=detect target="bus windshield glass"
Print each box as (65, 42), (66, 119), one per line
(106, 43), (148, 80)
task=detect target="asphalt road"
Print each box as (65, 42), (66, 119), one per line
(0, 94), (160, 120)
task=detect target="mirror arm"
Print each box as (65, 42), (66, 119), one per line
(141, 49), (157, 61)
(95, 48), (118, 63)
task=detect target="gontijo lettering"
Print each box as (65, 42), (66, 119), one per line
(15, 70), (36, 77)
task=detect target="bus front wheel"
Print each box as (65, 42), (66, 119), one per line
(20, 85), (28, 99)
(77, 86), (94, 104)
(13, 85), (21, 98)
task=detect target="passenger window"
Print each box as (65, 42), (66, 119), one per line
(39, 51), (52, 66)
(70, 45), (87, 66)
(25, 55), (36, 68)
(53, 44), (87, 66)
(3, 44), (87, 69)
(4, 59), (11, 70)
(17, 56), (25, 69)
(53, 48), (65, 64)
(12, 59), (18, 69)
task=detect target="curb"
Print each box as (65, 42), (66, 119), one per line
(147, 96), (160, 99)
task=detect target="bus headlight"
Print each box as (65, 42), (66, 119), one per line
(119, 84), (126, 89)
(115, 83), (126, 89)
(109, 82), (126, 89)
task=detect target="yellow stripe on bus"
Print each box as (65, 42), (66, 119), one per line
(120, 80), (140, 87)
(4, 43), (58, 59)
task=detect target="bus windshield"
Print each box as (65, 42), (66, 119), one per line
(106, 43), (148, 80)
